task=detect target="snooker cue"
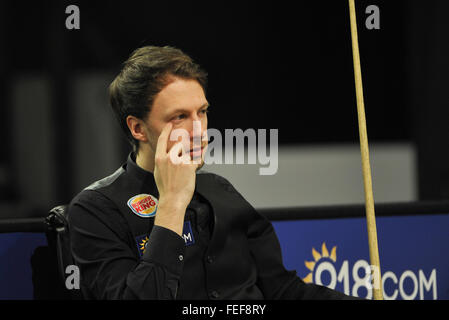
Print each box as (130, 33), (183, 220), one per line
(348, 0), (383, 300)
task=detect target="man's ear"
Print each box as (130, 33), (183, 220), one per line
(126, 115), (148, 143)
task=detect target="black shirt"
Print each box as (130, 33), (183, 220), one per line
(68, 153), (357, 300)
(176, 193), (213, 299)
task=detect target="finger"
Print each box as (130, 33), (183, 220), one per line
(168, 142), (185, 164)
(193, 144), (208, 167)
(170, 128), (191, 153)
(202, 130), (208, 142)
(200, 144), (208, 163)
(180, 153), (192, 165)
(155, 122), (173, 156)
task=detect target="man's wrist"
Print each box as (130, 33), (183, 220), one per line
(158, 196), (189, 212)
(154, 199), (187, 237)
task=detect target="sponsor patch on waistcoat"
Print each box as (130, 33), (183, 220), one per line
(127, 194), (158, 218)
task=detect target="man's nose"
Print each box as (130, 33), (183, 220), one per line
(187, 118), (205, 141)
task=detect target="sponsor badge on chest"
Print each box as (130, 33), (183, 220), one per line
(127, 194), (158, 218)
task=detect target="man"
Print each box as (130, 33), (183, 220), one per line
(68, 46), (358, 299)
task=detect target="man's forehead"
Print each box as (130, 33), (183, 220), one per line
(153, 79), (208, 113)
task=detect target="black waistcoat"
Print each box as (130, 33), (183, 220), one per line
(94, 156), (264, 299)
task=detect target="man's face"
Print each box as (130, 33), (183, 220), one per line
(143, 76), (209, 166)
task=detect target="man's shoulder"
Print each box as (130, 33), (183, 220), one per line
(84, 166), (126, 192)
(197, 169), (236, 192)
(68, 173), (129, 235)
(197, 168), (228, 182)
(197, 169), (262, 223)
(68, 173), (131, 241)
(69, 166), (126, 210)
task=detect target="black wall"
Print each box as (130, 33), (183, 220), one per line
(1, 0), (448, 205)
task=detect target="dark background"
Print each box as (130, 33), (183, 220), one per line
(0, 0), (448, 210)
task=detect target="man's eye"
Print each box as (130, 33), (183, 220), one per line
(174, 114), (186, 120)
(201, 109), (209, 114)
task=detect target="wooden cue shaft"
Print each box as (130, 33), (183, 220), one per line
(348, 0), (383, 300)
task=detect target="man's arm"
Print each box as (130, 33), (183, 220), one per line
(152, 122), (198, 237)
(247, 205), (361, 300)
(69, 191), (186, 299)
(69, 123), (201, 299)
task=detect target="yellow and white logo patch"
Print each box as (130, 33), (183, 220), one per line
(127, 194), (158, 218)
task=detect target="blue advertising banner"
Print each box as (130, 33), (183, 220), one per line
(1, 213), (448, 300)
(0, 233), (47, 299)
(272, 213), (449, 300)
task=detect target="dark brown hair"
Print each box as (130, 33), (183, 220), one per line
(109, 45), (208, 151)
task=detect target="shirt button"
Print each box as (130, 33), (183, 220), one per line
(206, 255), (214, 263)
(178, 255), (184, 261)
(210, 290), (220, 299)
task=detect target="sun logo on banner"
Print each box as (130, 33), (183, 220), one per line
(303, 242), (337, 283)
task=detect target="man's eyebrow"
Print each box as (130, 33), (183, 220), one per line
(168, 103), (210, 114)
